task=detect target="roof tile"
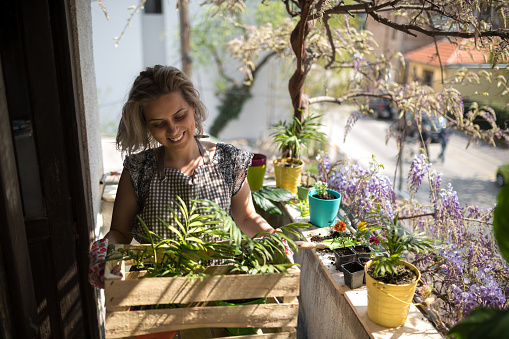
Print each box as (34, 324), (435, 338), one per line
(404, 39), (491, 65)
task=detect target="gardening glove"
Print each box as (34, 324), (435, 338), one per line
(88, 238), (122, 289)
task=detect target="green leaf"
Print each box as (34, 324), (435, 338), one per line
(493, 185), (509, 263)
(448, 308), (509, 339)
(176, 196), (189, 221)
(257, 186), (294, 202)
(252, 192), (282, 215)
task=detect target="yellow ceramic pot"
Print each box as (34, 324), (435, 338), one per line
(365, 260), (420, 328)
(273, 158), (303, 195)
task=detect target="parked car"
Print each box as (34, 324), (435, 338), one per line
(394, 113), (446, 143)
(369, 97), (397, 119)
(422, 115), (447, 144)
(496, 164), (509, 187)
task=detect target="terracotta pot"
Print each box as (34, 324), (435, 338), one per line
(365, 260), (420, 327)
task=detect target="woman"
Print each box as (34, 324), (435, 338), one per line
(89, 65), (279, 288)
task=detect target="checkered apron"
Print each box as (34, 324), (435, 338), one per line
(132, 140), (231, 243)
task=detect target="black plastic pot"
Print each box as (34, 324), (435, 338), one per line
(352, 245), (372, 259)
(341, 261), (365, 289)
(357, 257), (370, 284)
(333, 247), (356, 271)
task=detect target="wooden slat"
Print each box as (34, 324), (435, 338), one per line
(105, 270), (300, 307)
(105, 303), (299, 338)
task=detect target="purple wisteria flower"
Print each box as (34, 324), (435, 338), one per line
(407, 153), (431, 196)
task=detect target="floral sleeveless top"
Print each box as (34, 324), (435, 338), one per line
(124, 140), (252, 243)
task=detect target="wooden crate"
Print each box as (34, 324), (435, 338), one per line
(104, 245), (300, 338)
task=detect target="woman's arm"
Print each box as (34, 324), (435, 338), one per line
(105, 168), (138, 244)
(230, 180), (274, 238)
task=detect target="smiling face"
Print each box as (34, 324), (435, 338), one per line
(143, 91), (196, 152)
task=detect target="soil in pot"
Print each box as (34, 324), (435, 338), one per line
(313, 192), (337, 200)
(353, 245), (372, 259)
(366, 264), (418, 285)
(358, 257), (370, 266)
(277, 158), (302, 168)
(333, 247), (357, 271)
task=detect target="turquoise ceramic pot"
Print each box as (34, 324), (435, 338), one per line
(308, 188), (341, 227)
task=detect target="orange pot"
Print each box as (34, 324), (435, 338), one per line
(135, 330), (177, 339)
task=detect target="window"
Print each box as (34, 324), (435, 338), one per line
(145, 0), (162, 14)
(423, 70), (433, 86)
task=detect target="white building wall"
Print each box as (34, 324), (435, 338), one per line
(73, 0), (104, 235)
(91, 0), (291, 143)
(91, 0), (144, 135)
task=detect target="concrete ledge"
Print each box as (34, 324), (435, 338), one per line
(286, 207), (442, 339)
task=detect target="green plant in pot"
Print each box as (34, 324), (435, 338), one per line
(297, 171), (317, 201)
(106, 197), (311, 336)
(270, 112), (326, 195)
(308, 181), (342, 228)
(108, 197), (309, 277)
(363, 210), (437, 328)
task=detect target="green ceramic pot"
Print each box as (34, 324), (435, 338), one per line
(247, 153), (267, 192)
(297, 185), (313, 201)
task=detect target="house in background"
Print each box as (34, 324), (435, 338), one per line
(403, 38), (508, 107)
(363, 15), (435, 83)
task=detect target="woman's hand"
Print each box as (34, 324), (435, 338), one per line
(88, 238), (122, 289)
(272, 228), (295, 264)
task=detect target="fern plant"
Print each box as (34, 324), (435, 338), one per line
(107, 196), (311, 277)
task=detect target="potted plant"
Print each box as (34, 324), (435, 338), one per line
(363, 212), (436, 328)
(270, 112), (326, 195)
(308, 181), (341, 228)
(246, 153), (267, 192)
(104, 197), (311, 337)
(352, 221), (374, 260)
(329, 221), (358, 270)
(297, 171), (317, 201)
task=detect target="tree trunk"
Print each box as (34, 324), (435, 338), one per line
(288, 1), (313, 121)
(179, 0), (192, 76)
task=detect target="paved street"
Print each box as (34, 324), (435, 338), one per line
(322, 106), (509, 210)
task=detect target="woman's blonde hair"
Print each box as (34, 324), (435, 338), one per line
(116, 65), (208, 156)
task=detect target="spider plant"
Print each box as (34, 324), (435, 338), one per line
(364, 207), (437, 279)
(270, 111), (327, 164)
